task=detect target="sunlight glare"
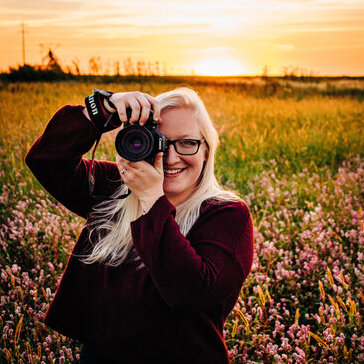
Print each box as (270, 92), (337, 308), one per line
(192, 56), (246, 76)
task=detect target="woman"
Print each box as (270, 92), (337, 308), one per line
(26, 87), (254, 364)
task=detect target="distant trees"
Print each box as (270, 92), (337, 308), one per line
(88, 56), (102, 75)
(4, 64), (73, 81)
(3, 45), (166, 79)
(72, 59), (81, 75)
(2, 48), (325, 82)
(122, 57), (161, 76)
(1, 50), (167, 81)
(282, 65), (318, 79)
(86, 56), (162, 76)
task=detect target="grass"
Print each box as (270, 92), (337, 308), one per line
(0, 80), (363, 363)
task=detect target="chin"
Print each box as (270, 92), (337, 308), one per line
(163, 187), (179, 197)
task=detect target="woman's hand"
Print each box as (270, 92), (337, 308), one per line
(108, 91), (160, 124)
(116, 153), (165, 213)
(112, 91), (163, 212)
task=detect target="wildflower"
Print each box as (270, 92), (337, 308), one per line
(11, 264), (20, 274)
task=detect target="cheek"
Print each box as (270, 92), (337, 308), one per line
(189, 156), (206, 174)
(183, 155), (202, 169)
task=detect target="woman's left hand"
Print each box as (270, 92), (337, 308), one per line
(116, 152), (165, 213)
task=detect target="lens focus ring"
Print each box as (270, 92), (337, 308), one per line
(115, 125), (154, 162)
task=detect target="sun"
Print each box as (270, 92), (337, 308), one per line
(192, 56), (245, 76)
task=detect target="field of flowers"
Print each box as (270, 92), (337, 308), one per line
(0, 80), (363, 363)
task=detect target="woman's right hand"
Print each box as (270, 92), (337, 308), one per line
(108, 91), (160, 125)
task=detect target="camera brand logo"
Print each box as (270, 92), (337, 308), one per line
(88, 95), (98, 116)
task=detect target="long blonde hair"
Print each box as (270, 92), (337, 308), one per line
(83, 87), (240, 267)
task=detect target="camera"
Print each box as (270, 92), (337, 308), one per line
(115, 108), (167, 164)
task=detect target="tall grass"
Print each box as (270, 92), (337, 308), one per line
(0, 81), (363, 363)
(1, 82), (362, 188)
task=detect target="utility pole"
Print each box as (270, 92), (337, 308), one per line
(20, 22), (27, 65)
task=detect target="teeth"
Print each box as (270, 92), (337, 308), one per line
(164, 168), (183, 175)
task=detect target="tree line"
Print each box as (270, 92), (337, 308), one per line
(1, 48), (167, 81)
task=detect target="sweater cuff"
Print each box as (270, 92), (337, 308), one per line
(84, 92), (122, 134)
(77, 105), (100, 137)
(132, 195), (176, 226)
(130, 195), (176, 267)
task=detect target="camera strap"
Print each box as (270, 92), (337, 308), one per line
(88, 135), (131, 201)
(85, 89), (121, 132)
(85, 89), (131, 201)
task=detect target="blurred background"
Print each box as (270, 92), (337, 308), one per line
(0, 0), (363, 76)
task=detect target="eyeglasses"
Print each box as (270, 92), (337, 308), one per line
(166, 138), (205, 156)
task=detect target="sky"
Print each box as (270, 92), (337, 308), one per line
(0, 0), (363, 76)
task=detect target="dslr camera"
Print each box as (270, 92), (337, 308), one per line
(115, 108), (167, 164)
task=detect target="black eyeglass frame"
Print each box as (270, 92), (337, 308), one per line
(165, 138), (205, 156)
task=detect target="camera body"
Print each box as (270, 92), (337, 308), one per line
(115, 108), (167, 164)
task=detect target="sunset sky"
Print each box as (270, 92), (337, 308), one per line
(0, 0), (363, 76)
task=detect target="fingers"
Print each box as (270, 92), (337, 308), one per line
(116, 155), (145, 173)
(126, 97), (141, 124)
(144, 94), (160, 121)
(116, 102), (127, 123)
(110, 91), (159, 125)
(153, 152), (164, 174)
(116, 155), (127, 178)
(117, 154), (163, 180)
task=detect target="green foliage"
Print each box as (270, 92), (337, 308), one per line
(1, 65), (75, 82)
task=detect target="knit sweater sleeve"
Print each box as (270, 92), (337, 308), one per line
(131, 196), (254, 311)
(25, 105), (121, 219)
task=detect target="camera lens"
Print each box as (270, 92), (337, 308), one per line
(130, 137), (142, 149)
(115, 125), (154, 162)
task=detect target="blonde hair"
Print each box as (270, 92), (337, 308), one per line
(83, 87), (240, 267)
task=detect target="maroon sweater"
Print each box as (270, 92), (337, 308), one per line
(25, 105), (254, 364)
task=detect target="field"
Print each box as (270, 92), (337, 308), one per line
(0, 79), (363, 363)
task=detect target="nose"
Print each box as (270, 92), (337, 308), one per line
(164, 143), (180, 165)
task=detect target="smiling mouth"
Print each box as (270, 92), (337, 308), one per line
(163, 167), (187, 175)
